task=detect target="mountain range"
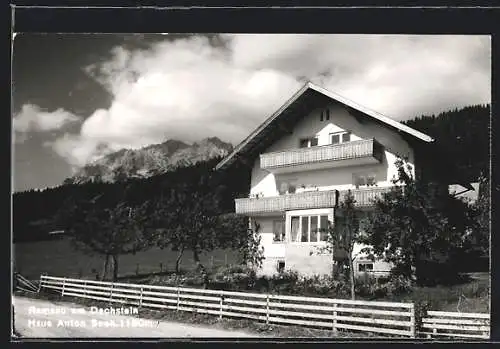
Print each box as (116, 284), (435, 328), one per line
(64, 137), (233, 184)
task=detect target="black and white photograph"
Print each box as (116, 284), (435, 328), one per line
(11, 33), (491, 340)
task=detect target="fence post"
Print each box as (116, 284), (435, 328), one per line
(224, 254), (228, 266)
(83, 280), (87, 297)
(139, 287), (143, 308)
(266, 294), (270, 325)
(37, 275), (43, 293)
(110, 283), (114, 302)
(177, 287), (180, 311)
(61, 278), (66, 297)
(409, 303), (416, 338)
(332, 301), (338, 334)
(219, 291), (224, 320)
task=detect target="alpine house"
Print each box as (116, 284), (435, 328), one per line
(216, 82), (471, 277)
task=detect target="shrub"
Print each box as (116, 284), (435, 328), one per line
(208, 264), (257, 291)
(329, 279), (351, 298)
(355, 275), (387, 299)
(268, 270), (300, 294)
(355, 274), (413, 299)
(296, 274), (331, 295)
(385, 275), (413, 296)
(184, 274), (205, 286)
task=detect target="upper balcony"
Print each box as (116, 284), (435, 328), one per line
(235, 186), (398, 216)
(260, 138), (384, 174)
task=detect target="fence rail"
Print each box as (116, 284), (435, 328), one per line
(420, 310), (490, 339)
(37, 275), (490, 339)
(14, 273), (39, 293)
(39, 275), (415, 337)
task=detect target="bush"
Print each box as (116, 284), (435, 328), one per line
(355, 274), (413, 299)
(267, 270), (300, 294)
(385, 275), (413, 296)
(355, 275), (387, 299)
(208, 264), (257, 291)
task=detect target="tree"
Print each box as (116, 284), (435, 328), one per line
(359, 157), (469, 284)
(315, 190), (361, 300)
(147, 171), (223, 273)
(217, 213), (265, 269)
(56, 193), (152, 281)
(462, 171), (490, 258)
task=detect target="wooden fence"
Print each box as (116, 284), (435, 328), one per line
(420, 311), (490, 339)
(39, 275), (415, 337)
(14, 272), (39, 294)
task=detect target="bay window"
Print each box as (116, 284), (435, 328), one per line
(290, 214), (330, 243)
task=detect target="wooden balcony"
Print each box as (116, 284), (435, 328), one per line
(235, 186), (399, 215)
(338, 186), (399, 207)
(235, 190), (338, 216)
(260, 138), (384, 174)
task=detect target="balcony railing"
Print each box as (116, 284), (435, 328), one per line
(235, 186), (401, 215)
(338, 186), (400, 207)
(235, 190), (338, 215)
(260, 138), (384, 170)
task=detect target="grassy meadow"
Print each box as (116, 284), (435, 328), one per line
(13, 237), (489, 314)
(13, 237), (238, 281)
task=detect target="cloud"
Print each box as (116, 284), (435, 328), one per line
(48, 34), (491, 167)
(13, 104), (80, 142)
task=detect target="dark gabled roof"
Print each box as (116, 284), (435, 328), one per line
(216, 82), (434, 171)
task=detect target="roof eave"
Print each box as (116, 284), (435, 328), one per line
(216, 82), (435, 170)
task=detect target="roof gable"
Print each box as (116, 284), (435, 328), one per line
(216, 82), (434, 170)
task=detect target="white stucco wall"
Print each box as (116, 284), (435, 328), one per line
(248, 102), (415, 277)
(250, 103), (415, 197)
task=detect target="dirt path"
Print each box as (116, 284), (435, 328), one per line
(12, 296), (258, 338)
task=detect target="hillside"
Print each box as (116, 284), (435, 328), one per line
(65, 137), (233, 184)
(402, 104), (490, 183)
(13, 104), (490, 242)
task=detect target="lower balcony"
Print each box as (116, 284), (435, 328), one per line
(235, 186), (399, 215)
(338, 186), (397, 208)
(235, 190), (338, 216)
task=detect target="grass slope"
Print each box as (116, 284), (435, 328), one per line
(14, 238), (238, 280)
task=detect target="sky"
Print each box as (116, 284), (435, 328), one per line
(12, 34), (491, 192)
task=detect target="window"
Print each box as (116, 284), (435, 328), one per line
(299, 137), (318, 148)
(290, 214), (330, 243)
(320, 108), (330, 121)
(353, 173), (377, 188)
(310, 216), (318, 242)
(331, 134), (340, 145)
(301, 217), (308, 242)
(277, 260), (285, 273)
(342, 132), (351, 143)
(291, 216), (300, 242)
(278, 180), (297, 195)
(330, 131), (351, 145)
(320, 215), (329, 241)
(273, 220), (286, 242)
(358, 263), (374, 272)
